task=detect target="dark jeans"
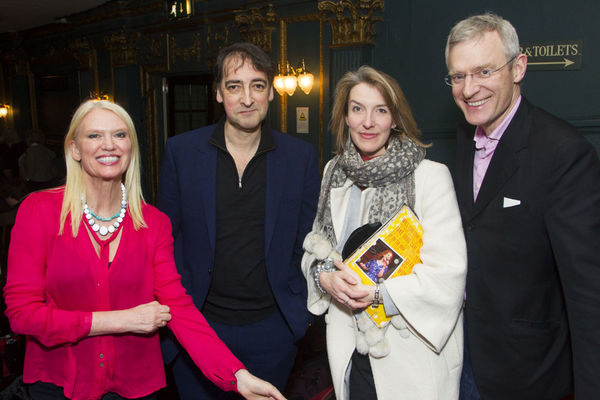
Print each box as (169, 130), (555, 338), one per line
(28, 382), (157, 400)
(172, 311), (298, 400)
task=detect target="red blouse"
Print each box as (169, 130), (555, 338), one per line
(4, 188), (244, 400)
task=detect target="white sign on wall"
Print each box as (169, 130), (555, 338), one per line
(296, 107), (309, 134)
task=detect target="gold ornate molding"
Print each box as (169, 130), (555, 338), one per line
(2, 49), (29, 77)
(170, 32), (205, 64)
(69, 37), (94, 70)
(25, 41), (76, 74)
(234, 4), (276, 52)
(136, 33), (167, 68)
(104, 30), (138, 66)
(206, 25), (230, 51)
(318, 0), (384, 47)
(283, 13), (320, 24)
(203, 25), (231, 67)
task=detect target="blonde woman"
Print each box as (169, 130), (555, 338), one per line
(4, 100), (284, 400)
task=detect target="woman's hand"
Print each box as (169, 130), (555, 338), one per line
(90, 300), (171, 336)
(235, 369), (286, 400)
(355, 284), (376, 305)
(124, 301), (172, 334)
(319, 261), (371, 310)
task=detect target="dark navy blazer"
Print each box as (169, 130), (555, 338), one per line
(157, 122), (321, 363)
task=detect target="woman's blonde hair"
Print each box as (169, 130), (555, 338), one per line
(60, 100), (146, 236)
(330, 65), (428, 155)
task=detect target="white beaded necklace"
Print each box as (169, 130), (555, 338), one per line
(83, 183), (127, 236)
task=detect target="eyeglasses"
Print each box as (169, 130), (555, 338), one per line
(444, 54), (518, 87)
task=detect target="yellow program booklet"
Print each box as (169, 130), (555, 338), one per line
(343, 205), (423, 327)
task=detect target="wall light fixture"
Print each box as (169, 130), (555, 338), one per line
(0, 104), (9, 118)
(273, 59), (314, 96)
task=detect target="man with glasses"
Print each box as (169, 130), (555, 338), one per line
(445, 13), (600, 400)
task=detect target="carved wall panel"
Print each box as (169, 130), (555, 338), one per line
(318, 0), (384, 47)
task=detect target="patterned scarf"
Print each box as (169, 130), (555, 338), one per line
(314, 135), (425, 247)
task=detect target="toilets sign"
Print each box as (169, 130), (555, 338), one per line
(520, 40), (582, 70)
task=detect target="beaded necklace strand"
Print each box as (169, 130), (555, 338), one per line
(83, 183), (127, 236)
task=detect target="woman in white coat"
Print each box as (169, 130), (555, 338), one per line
(302, 66), (466, 400)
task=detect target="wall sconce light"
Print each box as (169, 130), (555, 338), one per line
(0, 104), (9, 118)
(273, 59), (314, 96)
(273, 70), (287, 96)
(89, 91), (110, 102)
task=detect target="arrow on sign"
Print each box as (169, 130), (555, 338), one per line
(528, 58), (575, 68)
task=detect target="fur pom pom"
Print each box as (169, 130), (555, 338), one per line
(302, 232), (321, 252)
(369, 337), (391, 358)
(390, 315), (407, 330)
(355, 311), (391, 358)
(329, 250), (342, 262)
(365, 325), (385, 347)
(303, 232), (332, 260)
(391, 315), (410, 338)
(356, 311), (374, 332)
(356, 331), (369, 355)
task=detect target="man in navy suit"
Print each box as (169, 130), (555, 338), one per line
(158, 42), (320, 399)
(445, 13), (600, 400)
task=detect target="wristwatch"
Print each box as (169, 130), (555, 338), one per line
(371, 283), (380, 308)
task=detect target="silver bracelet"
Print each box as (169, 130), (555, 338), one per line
(312, 258), (336, 295)
(371, 283), (380, 308)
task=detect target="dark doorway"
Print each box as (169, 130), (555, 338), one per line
(167, 75), (221, 137)
(37, 74), (80, 146)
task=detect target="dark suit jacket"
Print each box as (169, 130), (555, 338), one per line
(454, 97), (600, 400)
(157, 122), (320, 363)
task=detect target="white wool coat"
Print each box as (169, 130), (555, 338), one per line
(302, 159), (467, 400)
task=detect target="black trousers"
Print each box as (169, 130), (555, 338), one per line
(349, 350), (378, 400)
(28, 381), (157, 400)
(172, 311), (298, 400)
